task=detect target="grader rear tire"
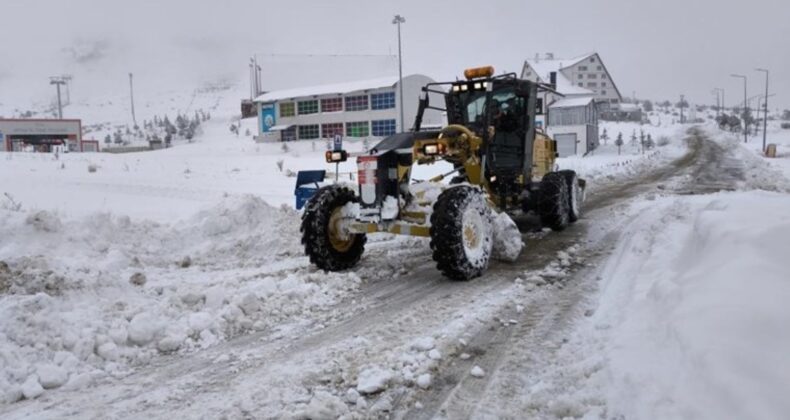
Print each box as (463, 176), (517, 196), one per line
(301, 185), (366, 271)
(558, 169), (582, 223)
(429, 186), (493, 280)
(538, 172), (570, 231)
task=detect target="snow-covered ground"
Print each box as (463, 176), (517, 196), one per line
(2, 79), (789, 418)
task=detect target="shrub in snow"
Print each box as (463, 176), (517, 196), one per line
(281, 142), (289, 153)
(25, 211), (62, 232)
(87, 163), (98, 173)
(781, 122), (790, 130)
(276, 159), (284, 172)
(0, 261), (10, 293)
(1, 192), (22, 212)
(129, 272), (147, 286)
(179, 255), (192, 268)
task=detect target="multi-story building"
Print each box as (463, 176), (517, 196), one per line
(521, 52), (622, 105)
(519, 53), (622, 156)
(253, 75), (443, 142)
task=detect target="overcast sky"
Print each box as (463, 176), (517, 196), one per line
(2, 0), (789, 109)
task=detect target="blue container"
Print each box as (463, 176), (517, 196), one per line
(294, 170), (326, 210)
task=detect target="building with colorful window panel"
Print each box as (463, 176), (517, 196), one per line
(253, 74), (445, 142)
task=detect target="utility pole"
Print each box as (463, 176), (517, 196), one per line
(129, 73), (137, 126)
(679, 94), (685, 124)
(392, 14), (406, 132)
(731, 74), (748, 143)
(756, 68), (769, 152)
(713, 88), (724, 118)
(49, 77), (67, 119)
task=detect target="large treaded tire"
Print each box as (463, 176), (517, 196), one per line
(429, 186), (493, 280)
(558, 170), (581, 223)
(301, 185), (366, 271)
(538, 172), (570, 231)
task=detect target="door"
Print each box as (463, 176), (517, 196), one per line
(554, 133), (577, 157)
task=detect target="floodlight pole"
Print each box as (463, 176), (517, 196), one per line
(731, 74), (747, 143)
(393, 14), (406, 132)
(756, 68), (769, 152)
(49, 78), (66, 119)
(129, 73), (137, 126)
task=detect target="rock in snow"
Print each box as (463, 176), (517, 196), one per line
(470, 366), (485, 378)
(129, 272), (147, 286)
(356, 367), (393, 394)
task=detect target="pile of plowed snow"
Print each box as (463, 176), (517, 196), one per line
(0, 195), (363, 403)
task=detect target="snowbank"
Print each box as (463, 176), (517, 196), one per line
(586, 191), (790, 419)
(0, 195), (364, 403)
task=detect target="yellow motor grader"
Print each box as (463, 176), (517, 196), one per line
(301, 67), (584, 280)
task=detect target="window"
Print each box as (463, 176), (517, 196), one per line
(321, 123), (343, 138)
(346, 121), (369, 137)
(601, 90), (607, 96)
(590, 57), (596, 63)
(588, 74), (597, 79)
(345, 95), (369, 111)
(298, 124), (319, 139)
(282, 126), (296, 142)
(601, 74), (607, 80)
(601, 82), (607, 87)
(371, 119), (396, 136)
(371, 92), (396, 110)
(597, 65), (602, 71)
(578, 82), (583, 87)
(279, 102), (295, 118)
(588, 82), (597, 87)
(578, 65), (588, 71)
(578, 74), (583, 79)
(320, 97), (343, 113)
(297, 100), (318, 115)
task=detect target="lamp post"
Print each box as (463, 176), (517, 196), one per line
(730, 74), (747, 143)
(756, 68), (769, 152)
(392, 14), (406, 132)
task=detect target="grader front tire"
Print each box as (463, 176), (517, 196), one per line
(301, 186), (366, 271)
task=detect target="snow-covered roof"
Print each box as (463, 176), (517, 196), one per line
(254, 76), (399, 103)
(522, 53), (600, 96)
(550, 96), (595, 109)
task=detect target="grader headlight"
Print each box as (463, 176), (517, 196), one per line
(423, 143), (447, 156)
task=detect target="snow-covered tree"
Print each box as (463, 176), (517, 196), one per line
(615, 132), (624, 155)
(600, 128), (609, 145)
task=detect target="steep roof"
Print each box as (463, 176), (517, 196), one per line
(522, 52), (622, 99)
(254, 76), (399, 103)
(522, 55), (595, 96)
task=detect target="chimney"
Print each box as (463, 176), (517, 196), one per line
(545, 52), (554, 60)
(534, 53), (540, 63)
(549, 71), (557, 89)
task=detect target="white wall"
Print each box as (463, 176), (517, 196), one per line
(547, 124), (590, 155)
(255, 74), (444, 138)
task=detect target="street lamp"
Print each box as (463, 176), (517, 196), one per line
(392, 14), (406, 132)
(756, 68), (769, 152)
(730, 74), (748, 143)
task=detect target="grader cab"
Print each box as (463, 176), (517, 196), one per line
(301, 67), (585, 280)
